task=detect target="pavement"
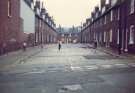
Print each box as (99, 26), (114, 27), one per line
(86, 44), (135, 58)
(0, 44), (135, 93)
(0, 46), (42, 71)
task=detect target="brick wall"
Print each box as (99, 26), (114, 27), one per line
(0, 0), (20, 54)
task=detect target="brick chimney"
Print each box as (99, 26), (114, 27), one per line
(35, 0), (40, 9)
(95, 6), (99, 12)
(41, 2), (46, 15)
(100, 0), (106, 8)
(109, 0), (119, 6)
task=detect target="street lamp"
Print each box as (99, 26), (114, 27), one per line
(80, 22), (83, 43)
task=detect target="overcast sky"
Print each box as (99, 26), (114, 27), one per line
(42, 0), (100, 27)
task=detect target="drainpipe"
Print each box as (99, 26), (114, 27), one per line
(124, 1), (128, 53)
(119, 0), (127, 55)
(118, 0), (122, 55)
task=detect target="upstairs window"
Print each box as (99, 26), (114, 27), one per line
(117, 8), (120, 20)
(130, 0), (135, 14)
(8, 0), (12, 17)
(110, 10), (113, 21)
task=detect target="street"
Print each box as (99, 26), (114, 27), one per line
(0, 44), (135, 93)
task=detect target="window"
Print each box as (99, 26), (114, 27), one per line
(8, 0), (11, 17)
(104, 31), (106, 42)
(129, 25), (135, 44)
(99, 32), (102, 42)
(110, 11), (113, 21)
(117, 29), (119, 44)
(130, 0), (135, 14)
(39, 20), (42, 27)
(110, 29), (113, 42)
(117, 8), (120, 20)
(104, 16), (106, 24)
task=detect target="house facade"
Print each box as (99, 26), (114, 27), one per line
(0, 0), (20, 54)
(0, 0), (58, 55)
(81, 0), (135, 54)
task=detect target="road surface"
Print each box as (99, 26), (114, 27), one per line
(0, 44), (135, 93)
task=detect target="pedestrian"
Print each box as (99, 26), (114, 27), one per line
(93, 40), (97, 53)
(58, 41), (62, 51)
(41, 44), (43, 49)
(23, 42), (27, 51)
(2, 43), (7, 54)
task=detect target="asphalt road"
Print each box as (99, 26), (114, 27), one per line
(0, 44), (135, 93)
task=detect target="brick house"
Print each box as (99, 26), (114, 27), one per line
(0, 0), (20, 55)
(34, 1), (57, 45)
(81, 0), (135, 54)
(0, 0), (58, 55)
(126, 0), (135, 53)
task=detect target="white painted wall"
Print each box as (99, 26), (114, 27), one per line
(20, 0), (35, 34)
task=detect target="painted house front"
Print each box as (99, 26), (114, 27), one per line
(20, 0), (35, 46)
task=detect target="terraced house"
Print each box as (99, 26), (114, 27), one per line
(0, 0), (57, 55)
(81, 0), (135, 54)
(0, 0), (20, 55)
(34, 1), (57, 45)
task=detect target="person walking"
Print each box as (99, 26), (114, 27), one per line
(58, 41), (62, 51)
(23, 42), (27, 51)
(2, 43), (7, 54)
(93, 40), (97, 53)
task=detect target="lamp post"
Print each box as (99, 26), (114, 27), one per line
(80, 22), (83, 43)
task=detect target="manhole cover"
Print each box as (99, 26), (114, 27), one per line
(59, 84), (82, 92)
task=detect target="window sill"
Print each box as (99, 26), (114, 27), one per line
(129, 43), (134, 45)
(8, 15), (12, 18)
(130, 11), (135, 15)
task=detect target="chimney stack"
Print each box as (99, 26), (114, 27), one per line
(100, 0), (106, 8)
(35, 0), (41, 9)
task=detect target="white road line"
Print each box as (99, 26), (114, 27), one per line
(23, 70), (45, 75)
(47, 70), (58, 73)
(100, 65), (113, 69)
(84, 66), (98, 70)
(114, 64), (128, 68)
(71, 66), (83, 71)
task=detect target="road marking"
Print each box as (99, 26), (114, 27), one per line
(114, 64), (128, 68)
(100, 65), (113, 69)
(84, 66), (98, 70)
(71, 66), (83, 71)
(23, 70), (45, 75)
(47, 70), (58, 73)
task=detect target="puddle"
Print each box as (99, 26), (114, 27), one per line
(59, 84), (82, 92)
